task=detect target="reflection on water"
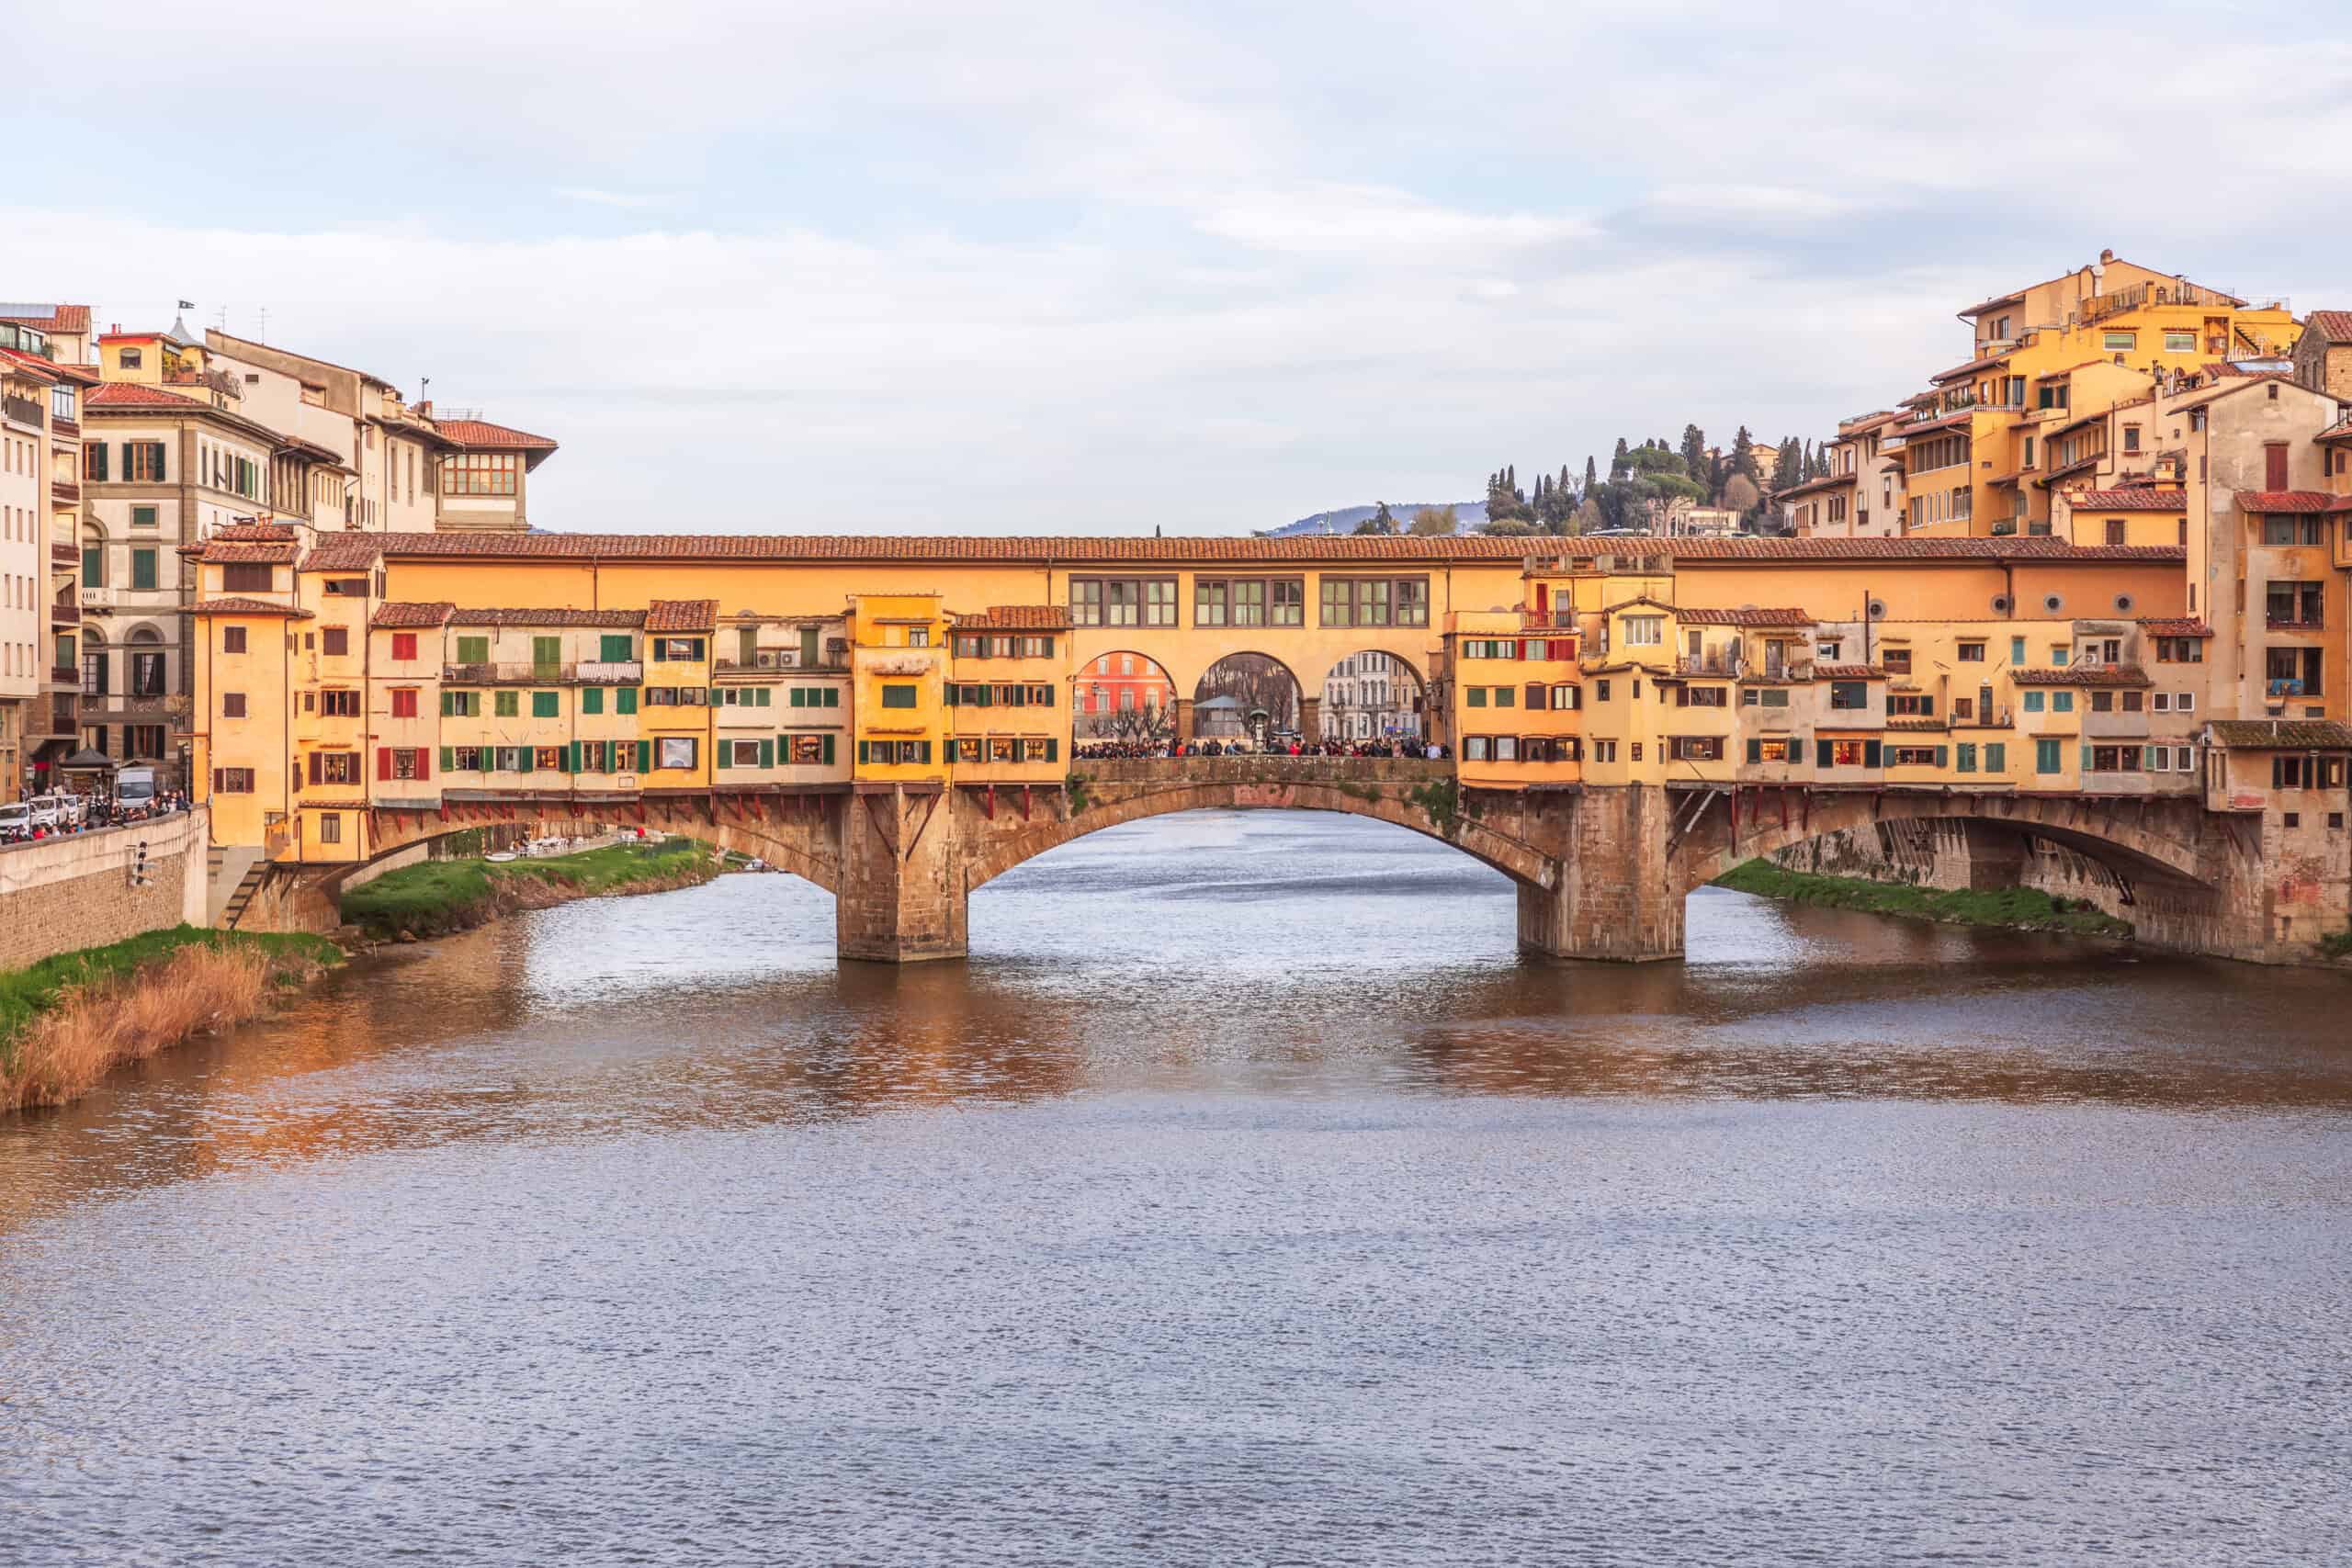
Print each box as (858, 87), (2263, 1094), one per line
(3, 811), (2350, 1565)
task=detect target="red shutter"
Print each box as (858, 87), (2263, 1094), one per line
(377, 748), (391, 781)
(2266, 443), (2289, 491)
(307, 753), (322, 785)
(414, 748), (430, 780)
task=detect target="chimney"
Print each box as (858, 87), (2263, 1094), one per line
(2100, 248), (2116, 264)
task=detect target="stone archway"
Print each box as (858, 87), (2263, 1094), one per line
(1193, 652), (1306, 743)
(1315, 649), (1427, 743)
(1071, 649), (1178, 744)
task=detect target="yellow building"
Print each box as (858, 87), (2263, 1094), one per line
(849, 593), (947, 783)
(947, 605), (1069, 784)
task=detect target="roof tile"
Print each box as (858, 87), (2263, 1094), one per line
(1676, 607), (1814, 626)
(301, 536), (386, 572)
(447, 607), (648, 627)
(371, 602), (456, 628)
(2139, 617), (2213, 637)
(2206, 719), (2352, 749)
(435, 417), (558, 452)
(191, 596), (311, 618)
(645, 598), (718, 632)
(2306, 310), (2352, 343)
(2010, 663), (2152, 686)
(2238, 491), (2351, 513)
(956, 604), (1073, 630)
(2069, 487), (2188, 511)
(84, 381), (208, 411)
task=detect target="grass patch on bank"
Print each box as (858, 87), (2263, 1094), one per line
(1, 927), (343, 1111)
(341, 838), (715, 939)
(1713, 859), (2134, 939)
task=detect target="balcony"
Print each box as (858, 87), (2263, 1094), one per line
(2266, 617), (2325, 634)
(49, 665), (76, 686)
(51, 478), (78, 504)
(441, 660), (643, 685)
(51, 414), (76, 439)
(51, 540), (76, 563)
(79, 586), (113, 611)
(1517, 610), (1577, 630)
(1, 392), (41, 430)
(51, 601), (81, 625)
(715, 650), (842, 673)
(1676, 654), (1744, 677)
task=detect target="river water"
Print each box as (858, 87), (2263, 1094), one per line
(3, 812), (2349, 1565)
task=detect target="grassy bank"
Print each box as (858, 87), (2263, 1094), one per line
(1, 927), (343, 1112)
(340, 838), (717, 939)
(1713, 859), (2134, 940)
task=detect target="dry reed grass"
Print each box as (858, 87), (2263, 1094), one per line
(2, 943), (325, 1112)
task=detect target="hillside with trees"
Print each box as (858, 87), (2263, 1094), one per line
(1450, 423), (1834, 539)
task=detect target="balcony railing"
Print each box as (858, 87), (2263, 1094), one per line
(49, 665), (76, 686)
(441, 660), (644, 685)
(2266, 615), (2324, 633)
(51, 478), (78, 503)
(1676, 654), (1743, 677)
(51, 540), (76, 563)
(0, 393), (41, 429)
(51, 601), (81, 625)
(714, 650), (843, 672)
(1518, 610), (1577, 629)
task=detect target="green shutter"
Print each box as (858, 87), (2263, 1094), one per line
(458, 636), (488, 664)
(1863, 739), (1882, 769)
(822, 734), (835, 766)
(1045, 738), (1057, 762)
(943, 684), (957, 706)
(857, 740), (869, 765)
(439, 746), (453, 772)
(439, 691), (453, 716)
(1747, 739), (1760, 763)
(717, 740), (731, 769)
(755, 687), (771, 707)
(517, 747), (534, 773)
(601, 634), (632, 661)
(917, 741), (932, 763)
(533, 636), (560, 671)
(759, 739), (774, 769)
(533, 691), (559, 718)
(1987, 743), (2005, 773)
(582, 687), (603, 715)
(568, 741), (581, 773)
(690, 638), (705, 661)
(1815, 739), (1831, 768)
(637, 740), (650, 773)
(825, 688), (840, 708)
(789, 687), (807, 708)
(2083, 743), (2094, 770)
(620, 688), (639, 714)
(1935, 746), (1948, 768)
(1957, 743), (1975, 773)
(88, 443), (107, 480)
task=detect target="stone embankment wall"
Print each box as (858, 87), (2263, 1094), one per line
(0, 810), (209, 970)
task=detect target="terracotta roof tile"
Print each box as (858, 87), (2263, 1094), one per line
(84, 381), (208, 411)
(1929, 350), (2012, 384)
(645, 598), (718, 632)
(2139, 618), (2213, 637)
(447, 607), (650, 627)
(2069, 487), (2188, 511)
(1775, 473), (1854, 500)
(2318, 418), (2352, 442)
(435, 417), (558, 452)
(2238, 491), (2351, 513)
(956, 604), (1073, 630)
(0, 304), (91, 333)
(1886, 718), (1951, 732)
(1676, 607), (1813, 626)
(191, 596), (311, 618)
(1814, 664), (1883, 679)
(1893, 410), (1975, 436)
(195, 543), (300, 564)
(2305, 310), (2352, 343)
(209, 522), (299, 542)
(2011, 663), (2151, 686)
(364, 531), (2184, 566)
(2207, 719), (2352, 749)
(301, 536), (386, 572)
(371, 602), (456, 628)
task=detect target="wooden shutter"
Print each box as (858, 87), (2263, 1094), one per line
(1863, 739), (1882, 769)
(308, 753), (322, 784)
(1747, 739), (1760, 763)
(1525, 682), (1544, 710)
(2082, 743), (2095, 770)
(822, 734), (835, 766)
(756, 687), (771, 707)
(438, 747), (453, 773)
(415, 748), (430, 780)
(1935, 746), (1948, 768)
(717, 740), (731, 769)
(567, 742), (581, 773)
(1815, 739), (1831, 768)
(1673, 685), (1689, 707)
(377, 748), (391, 781)
(1046, 738), (1057, 761)
(856, 740), (869, 765)
(638, 740), (651, 773)
(759, 739), (774, 769)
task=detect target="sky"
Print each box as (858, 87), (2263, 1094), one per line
(6, 0), (2349, 536)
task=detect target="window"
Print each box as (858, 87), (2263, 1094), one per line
(1069, 577), (1178, 627)
(653, 637), (705, 661)
(788, 734), (832, 766)
(2164, 330), (2195, 352)
(322, 577), (368, 597)
(130, 504), (157, 528)
(390, 689), (419, 719)
(532, 691), (559, 718)
(1317, 577), (1428, 627)
(2103, 331), (2135, 352)
(1669, 736), (1723, 761)
(495, 690), (519, 717)
(1621, 615), (1663, 647)
(130, 548), (158, 591)
(1829, 740), (1867, 767)
(2262, 514), (2324, 547)
(1957, 642), (1984, 662)
(2023, 690), (2044, 713)
(2273, 755), (2346, 790)
(2266, 647), (2324, 696)
(451, 635), (487, 665)
(438, 690), (479, 717)
(1679, 686), (1727, 708)
(724, 739), (766, 769)
(1750, 739), (1794, 764)
(1465, 686), (1486, 707)
(2035, 738), (2063, 774)
(221, 693), (246, 718)
(322, 626), (349, 657)
(1551, 684), (1580, 709)
(582, 687), (604, 715)
(2122, 425), (2142, 454)
(881, 684), (918, 708)
(211, 767), (254, 794)
(1956, 743), (1977, 773)
(2052, 691), (2074, 713)
(1882, 647), (1911, 675)
(1890, 746), (1942, 767)
(124, 441), (165, 482)
(221, 626), (247, 655)
(221, 563), (273, 593)
(379, 747), (426, 782)
(1828, 681), (1868, 710)
(322, 689), (360, 716)
(2089, 745), (2143, 773)
(441, 452), (518, 495)
(309, 751), (361, 785)
(617, 688), (638, 715)
(656, 737), (697, 771)
(1889, 694), (1935, 716)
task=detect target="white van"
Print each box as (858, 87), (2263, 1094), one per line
(24, 795), (62, 829)
(116, 766), (157, 809)
(0, 801), (29, 839)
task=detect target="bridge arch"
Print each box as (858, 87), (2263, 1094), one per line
(961, 760), (1556, 893)
(1314, 649), (1427, 742)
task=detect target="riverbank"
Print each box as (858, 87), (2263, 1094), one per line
(0, 927), (343, 1112)
(1713, 859), (2135, 940)
(339, 838), (717, 941)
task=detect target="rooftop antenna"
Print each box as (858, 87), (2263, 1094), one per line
(257, 306), (267, 344)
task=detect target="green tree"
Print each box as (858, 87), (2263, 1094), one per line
(1352, 502), (1399, 536)
(1731, 424), (1760, 483)
(1679, 424), (1707, 479)
(1584, 455), (1599, 493)
(1409, 504), (1459, 536)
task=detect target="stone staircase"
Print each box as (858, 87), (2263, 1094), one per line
(205, 843), (266, 929)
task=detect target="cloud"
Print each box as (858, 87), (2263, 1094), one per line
(9, 0), (2351, 536)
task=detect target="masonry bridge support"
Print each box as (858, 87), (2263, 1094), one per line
(240, 765), (2292, 965)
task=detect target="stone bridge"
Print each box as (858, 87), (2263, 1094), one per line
(270, 760), (2285, 964)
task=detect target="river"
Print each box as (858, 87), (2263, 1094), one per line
(3, 811), (2349, 1565)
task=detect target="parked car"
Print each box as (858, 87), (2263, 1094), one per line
(0, 801), (29, 841)
(24, 795), (62, 829)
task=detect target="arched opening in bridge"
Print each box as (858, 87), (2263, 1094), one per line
(1195, 653), (1302, 743)
(1074, 650), (1177, 743)
(1317, 652), (1425, 743)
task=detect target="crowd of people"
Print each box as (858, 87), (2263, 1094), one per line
(0, 787), (192, 845)
(1072, 736), (1450, 761)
